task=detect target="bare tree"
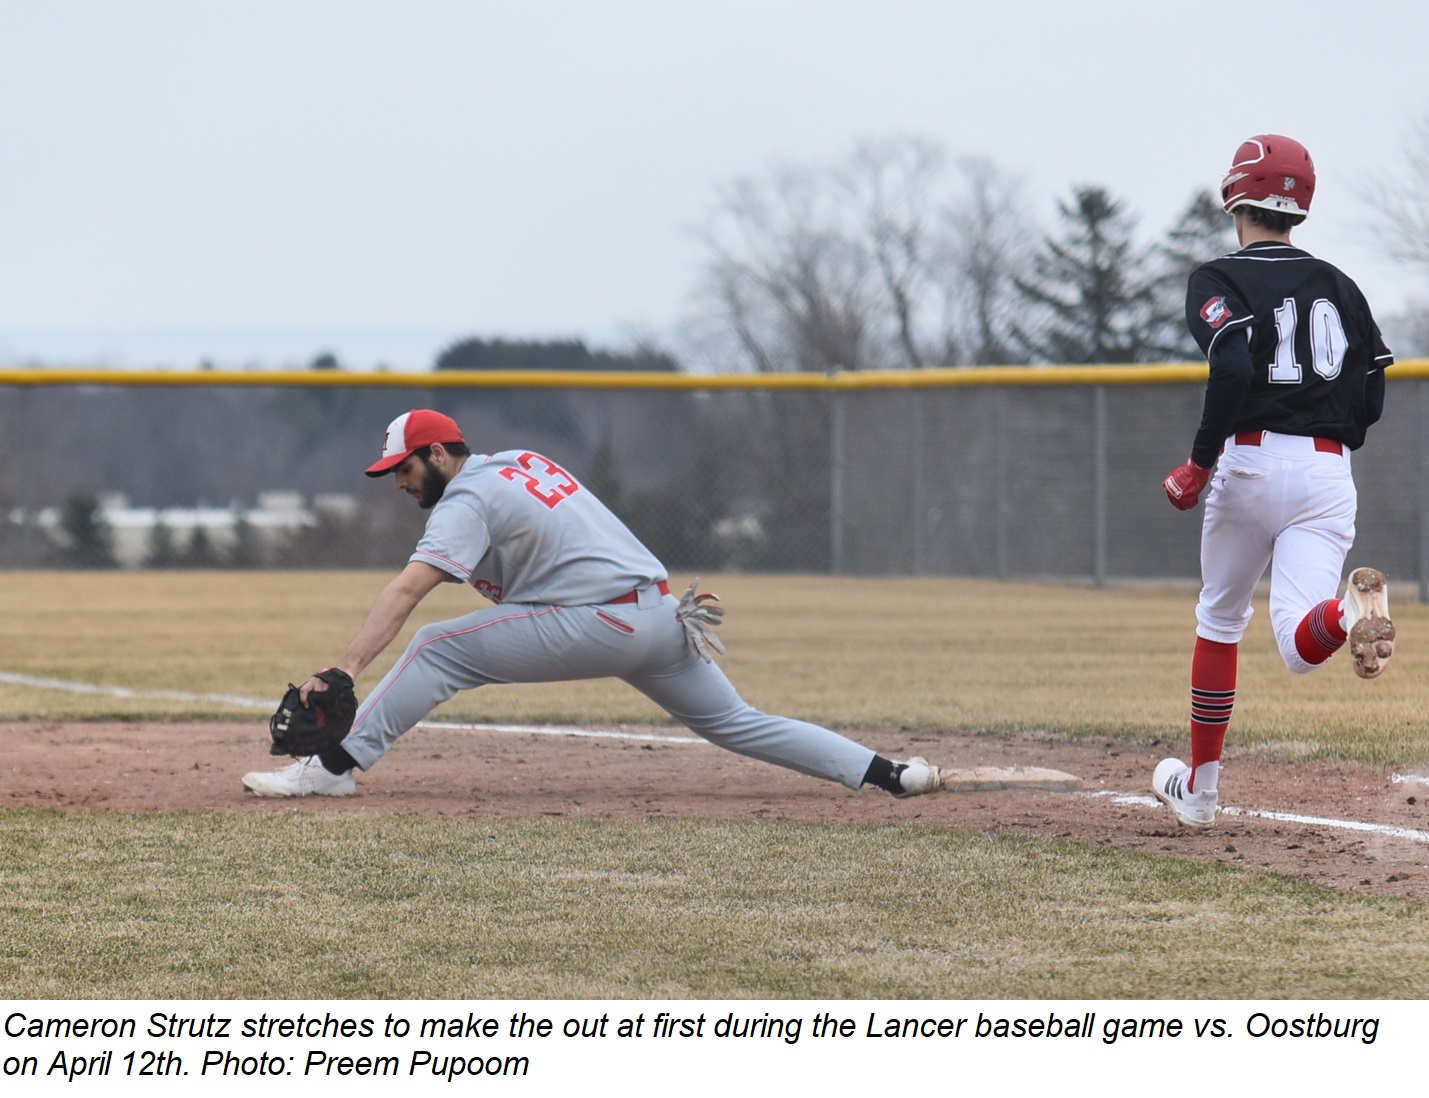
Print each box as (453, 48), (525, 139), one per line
(700, 164), (874, 372)
(936, 158), (1036, 365)
(1359, 113), (1429, 355)
(695, 138), (1037, 372)
(1361, 112), (1429, 270)
(836, 136), (945, 368)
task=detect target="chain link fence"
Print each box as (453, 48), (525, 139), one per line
(834, 379), (1426, 591)
(3, 367), (1426, 597)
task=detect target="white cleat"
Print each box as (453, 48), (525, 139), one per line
(242, 756), (357, 798)
(1152, 758), (1217, 828)
(1342, 567), (1395, 680)
(895, 756), (945, 797)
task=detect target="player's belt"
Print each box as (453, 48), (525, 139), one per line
(608, 581), (671, 605)
(1229, 430), (1343, 455)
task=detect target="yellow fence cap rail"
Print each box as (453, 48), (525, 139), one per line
(0, 360), (1423, 389)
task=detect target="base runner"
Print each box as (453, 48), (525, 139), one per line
(1156, 135), (1396, 828)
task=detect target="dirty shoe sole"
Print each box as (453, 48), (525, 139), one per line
(1346, 567), (1394, 680)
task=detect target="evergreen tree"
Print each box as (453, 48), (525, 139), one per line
(57, 491), (118, 569)
(1012, 186), (1156, 364)
(144, 517), (181, 569)
(1146, 189), (1239, 360)
(581, 434), (624, 515)
(434, 338), (679, 372)
(225, 505), (265, 568)
(182, 525), (221, 568)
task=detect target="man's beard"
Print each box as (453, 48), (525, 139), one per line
(418, 458), (448, 509)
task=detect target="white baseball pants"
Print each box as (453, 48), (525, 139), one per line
(1195, 432), (1356, 673)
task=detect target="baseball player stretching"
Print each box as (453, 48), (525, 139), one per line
(243, 409), (945, 799)
(1156, 135), (1395, 828)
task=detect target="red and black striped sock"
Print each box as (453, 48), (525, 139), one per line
(1189, 637), (1237, 793)
(1293, 598), (1347, 666)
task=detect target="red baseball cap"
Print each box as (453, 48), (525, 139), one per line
(364, 409), (466, 476)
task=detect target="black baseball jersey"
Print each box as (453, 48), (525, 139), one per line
(1184, 241), (1391, 468)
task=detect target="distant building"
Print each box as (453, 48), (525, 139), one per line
(25, 491), (357, 568)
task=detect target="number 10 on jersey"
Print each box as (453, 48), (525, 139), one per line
(1270, 296), (1348, 383)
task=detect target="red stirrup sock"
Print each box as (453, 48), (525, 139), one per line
(1189, 637), (1237, 793)
(1294, 598), (1347, 666)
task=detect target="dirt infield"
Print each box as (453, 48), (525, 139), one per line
(4, 720), (1427, 901)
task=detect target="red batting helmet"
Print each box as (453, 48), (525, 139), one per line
(1219, 134), (1315, 216)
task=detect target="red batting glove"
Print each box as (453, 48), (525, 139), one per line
(1163, 459), (1211, 510)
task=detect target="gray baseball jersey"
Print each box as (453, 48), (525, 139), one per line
(341, 449), (878, 790)
(412, 450), (665, 606)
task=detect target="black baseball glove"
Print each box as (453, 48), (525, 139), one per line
(268, 668), (358, 757)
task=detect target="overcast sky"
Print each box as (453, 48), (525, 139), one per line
(3, 0), (1427, 369)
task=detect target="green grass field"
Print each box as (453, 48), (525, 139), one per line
(1, 572), (1427, 999)
(6, 810), (1428, 1000)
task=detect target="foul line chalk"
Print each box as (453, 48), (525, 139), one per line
(0, 670), (268, 710)
(1092, 790), (1429, 846)
(0, 670), (701, 744)
(8, 670), (1427, 841)
(1216, 805), (1429, 844)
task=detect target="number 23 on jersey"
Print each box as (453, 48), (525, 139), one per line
(499, 453), (581, 509)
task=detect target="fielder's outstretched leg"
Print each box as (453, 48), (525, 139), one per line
(626, 614), (942, 796)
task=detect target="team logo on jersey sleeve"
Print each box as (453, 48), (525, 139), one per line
(1200, 296), (1232, 328)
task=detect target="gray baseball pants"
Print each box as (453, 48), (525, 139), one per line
(340, 586), (877, 789)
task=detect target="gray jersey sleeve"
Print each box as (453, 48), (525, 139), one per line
(412, 498), (492, 582)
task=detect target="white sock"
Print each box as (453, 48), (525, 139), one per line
(1192, 761), (1220, 795)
